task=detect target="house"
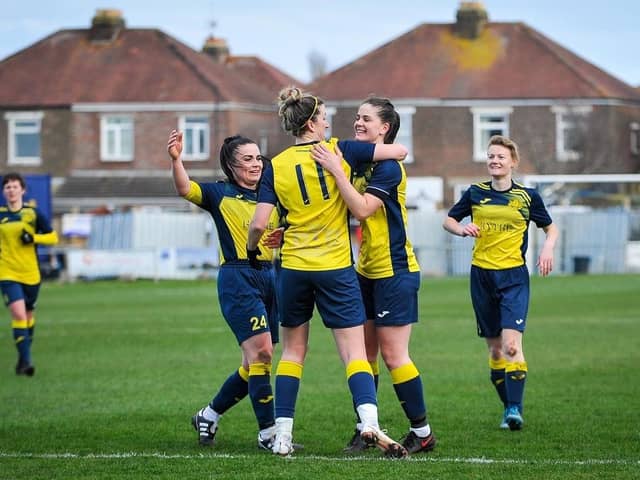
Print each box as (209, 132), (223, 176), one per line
(0, 9), (300, 215)
(310, 1), (640, 206)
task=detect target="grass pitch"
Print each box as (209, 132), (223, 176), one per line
(1, 274), (639, 479)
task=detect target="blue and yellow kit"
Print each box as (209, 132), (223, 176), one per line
(0, 205), (58, 285)
(184, 180), (279, 265)
(356, 160), (420, 279)
(447, 181), (553, 270)
(258, 137), (375, 271)
(184, 180), (280, 344)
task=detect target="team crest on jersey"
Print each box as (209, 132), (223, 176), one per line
(508, 198), (523, 209)
(352, 163), (373, 194)
(21, 209), (37, 226)
(363, 164), (373, 182)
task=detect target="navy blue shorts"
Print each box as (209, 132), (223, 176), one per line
(277, 266), (365, 329)
(217, 264), (279, 345)
(0, 281), (40, 310)
(358, 271), (420, 326)
(470, 265), (530, 338)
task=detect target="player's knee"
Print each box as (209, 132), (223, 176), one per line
(503, 341), (518, 358)
(254, 346), (273, 364)
(380, 349), (410, 371)
(283, 343), (307, 362)
(489, 345), (502, 360)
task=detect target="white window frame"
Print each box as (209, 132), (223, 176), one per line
(324, 106), (336, 141)
(396, 106), (416, 164)
(551, 105), (592, 161)
(100, 115), (134, 162)
(4, 111), (43, 166)
(470, 107), (512, 161)
(179, 115), (210, 161)
(630, 122), (640, 156)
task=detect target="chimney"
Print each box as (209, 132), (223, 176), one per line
(454, 1), (488, 39)
(89, 9), (125, 43)
(202, 36), (230, 63)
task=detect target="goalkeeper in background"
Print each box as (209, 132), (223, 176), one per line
(0, 172), (59, 376)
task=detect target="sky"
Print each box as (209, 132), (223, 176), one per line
(1, 0), (639, 87)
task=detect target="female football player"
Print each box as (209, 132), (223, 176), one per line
(247, 86), (408, 457)
(443, 135), (557, 430)
(168, 131), (280, 450)
(0, 172), (58, 376)
(311, 96), (436, 454)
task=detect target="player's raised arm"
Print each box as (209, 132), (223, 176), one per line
(167, 130), (190, 196)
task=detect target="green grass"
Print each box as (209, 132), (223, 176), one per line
(1, 274), (639, 479)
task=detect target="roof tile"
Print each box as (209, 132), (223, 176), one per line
(0, 28), (282, 106)
(310, 23), (640, 101)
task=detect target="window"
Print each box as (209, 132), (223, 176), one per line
(631, 122), (640, 156)
(551, 106), (592, 161)
(396, 106), (416, 164)
(4, 111), (43, 166)
(324, 106), (336, 141)
(471, 107), (512, 161)
(179, 116), (209, 160)
(100, 115), (134, 161)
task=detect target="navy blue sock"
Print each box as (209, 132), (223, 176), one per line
(505, 361), (528, 412)
(274, 360), (303, 418)
(490, 357), (508, 408)
(210, 366), (249, 414)
(391, 363), (427, 427)
(12, 319), (31, 365)
(248, 363), (275, 430)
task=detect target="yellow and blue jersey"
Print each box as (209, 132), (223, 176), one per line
(184, 180), (279, 265)
(447, 181), (553, 270)
(356, 160), (420, 279)
(352, 158), (373, 195)
(258, 137), (375, 271)
(0, 205), (58, 285)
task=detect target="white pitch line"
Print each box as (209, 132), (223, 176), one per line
(0, 452), (638, 466)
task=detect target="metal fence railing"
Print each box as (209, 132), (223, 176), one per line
(408, 208), (636, 276)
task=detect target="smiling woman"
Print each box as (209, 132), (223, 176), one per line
(310, 96), (436, 455)
(166, 129), (281, 450)
(247, 86), (411, 458)
(220, 142), (266, 190)
(442, 134), (558, 431)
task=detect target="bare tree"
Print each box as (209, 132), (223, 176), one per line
(579, 108), (631, 173)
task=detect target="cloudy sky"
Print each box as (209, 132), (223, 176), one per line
(2, 0), (639, 86)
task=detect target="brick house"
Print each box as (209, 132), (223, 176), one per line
(0, 9), (299, 214)
(310, 2), (640, 205)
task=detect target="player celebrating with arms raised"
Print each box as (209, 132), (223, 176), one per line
(168, 131), (281, 450)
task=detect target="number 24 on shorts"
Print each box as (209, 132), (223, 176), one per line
(250, 315), (267, 331)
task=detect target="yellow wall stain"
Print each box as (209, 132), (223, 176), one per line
(440, 29), (503, 71)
